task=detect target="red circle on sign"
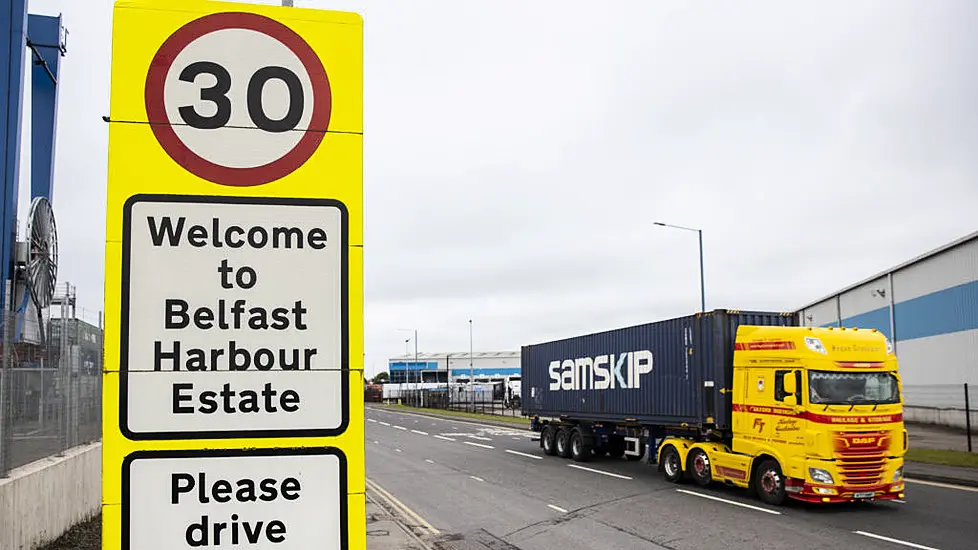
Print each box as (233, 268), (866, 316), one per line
(145, 12), (332, 187)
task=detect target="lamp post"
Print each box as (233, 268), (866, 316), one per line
(469, 319), (474, 411)
(397, 329), (419, 406)
(653, 221), (705, 313)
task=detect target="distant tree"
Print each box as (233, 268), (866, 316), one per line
(372, 372), (390, 384)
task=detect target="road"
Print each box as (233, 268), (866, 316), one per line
(365, 406), (978, 550)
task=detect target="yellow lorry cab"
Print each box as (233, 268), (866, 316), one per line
(660, 325), (905, 505)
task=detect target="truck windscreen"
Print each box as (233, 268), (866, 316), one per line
(808, 370), (901, 405)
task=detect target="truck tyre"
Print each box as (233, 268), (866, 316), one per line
(660, 446), (683, 483)
(607, 437), (626, 459)
(687, 449), (712, 487)
(556, 428), (572, 458)
(570, 430), (592, 462)
(541, 425), (557, 456)
(754, 459), (787, 506)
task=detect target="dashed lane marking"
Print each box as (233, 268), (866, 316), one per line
(567, 464), (633, 480)
(434, 435), (456, 442)
(547, 504), (568, 513)
(675, 489), (781, 515)
(505, 449), (543, 460)
(463, 441), (495, 450)
(412, 430), (429, 435)
(853, 531), (939, 550)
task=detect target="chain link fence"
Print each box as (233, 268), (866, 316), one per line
(0, 304), (103, 477)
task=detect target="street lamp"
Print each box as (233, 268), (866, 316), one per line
(653, 221), (706, 313)
(469, 319), (474, 411)
(397, 329), (419, 405)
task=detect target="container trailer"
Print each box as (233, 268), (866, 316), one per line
(521, 309), (906, 505)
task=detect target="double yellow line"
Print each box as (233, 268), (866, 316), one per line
(365, 477), (441, 536)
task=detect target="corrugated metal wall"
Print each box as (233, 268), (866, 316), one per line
(796, 235), (978, 410)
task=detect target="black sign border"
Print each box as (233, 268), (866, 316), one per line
(119, 193), (351, 440)
(120, 447), (350, 550)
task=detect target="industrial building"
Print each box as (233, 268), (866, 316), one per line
(795, 229), (977, 428)
(387, 350), (520, 384)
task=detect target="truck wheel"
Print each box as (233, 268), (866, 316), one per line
(570, 430), (592, 462)
(660, 446), (683, 483)
(556, 429), (572, 458)
(754, 459), (787, 506)
(687, 449), (712, 487)
(607, 437), (625, 459)
(541, 425), (557, 456)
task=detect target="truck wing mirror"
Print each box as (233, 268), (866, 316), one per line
(783, 375), (797, 395)
(784, 394), (799, 407)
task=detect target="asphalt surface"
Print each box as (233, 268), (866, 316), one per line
(366, 406), (978, 550)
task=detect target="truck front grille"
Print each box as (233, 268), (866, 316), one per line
(833, 431), (890, 487)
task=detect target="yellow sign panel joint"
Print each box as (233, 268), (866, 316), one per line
(102, 1), (363, 549)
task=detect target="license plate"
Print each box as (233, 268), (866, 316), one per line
(853, 491), (875, 499)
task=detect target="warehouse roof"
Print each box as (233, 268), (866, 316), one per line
(795, 229), (978, 312)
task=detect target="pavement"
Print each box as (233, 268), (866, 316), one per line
(366, 404), (978, 550)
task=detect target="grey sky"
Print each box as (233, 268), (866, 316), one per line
(23, 0), (978, 377)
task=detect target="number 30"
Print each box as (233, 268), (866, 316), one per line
(177, 61), (304, 133)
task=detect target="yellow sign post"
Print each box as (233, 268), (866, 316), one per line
(101, 1), (363, 548)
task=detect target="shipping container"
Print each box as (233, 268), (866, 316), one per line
(520, 309), (798, 430)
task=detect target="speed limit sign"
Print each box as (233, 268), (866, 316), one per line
(144, 11), (332, 186)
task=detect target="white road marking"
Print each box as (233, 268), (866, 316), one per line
(432, 423), (437, 426)
(676, 489), (781, 515)
(412, 430), (429, 435)
(366, 478), (440, 536)
(373, 441), (379, 444)
(394, 425), (408, 431)
(853, 531), (939, 550)
(467, 435), (493, 441)
(434, 435), (456, 442)
(567, 464), (633, 480)
(380, 422), (391, 426)
(512, 437), (522, 441)
(425, 459), (435, 464)
(395, 448), (402, 453)
(905, 478), (978, 493)
(367, 419), (377, 423)
(469, 476), (485, 482)
(464, 441), (495, 450)
(547, 504), (568, 513)
(506, 449), (543, 460)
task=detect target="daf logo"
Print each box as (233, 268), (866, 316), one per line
(852, 437), (876, 445)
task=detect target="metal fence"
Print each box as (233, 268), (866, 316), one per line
(903, 383), (975, 452)
(0, 306), (103, 477)
(395, 387), (523, 418)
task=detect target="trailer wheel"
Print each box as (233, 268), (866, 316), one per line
(556, 428), (572, 458)
(687, 449), (712, 487)
(570, 430), (592, 462)
(754, 459), (787, 506)
(541, 425), (557, 456)
(660, 446), (683, 483)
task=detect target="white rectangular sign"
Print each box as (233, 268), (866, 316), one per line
(121, 195), (349, 439)
(123, 448), (347, 550)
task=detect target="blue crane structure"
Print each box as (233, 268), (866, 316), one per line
(1, 0), (67, 343)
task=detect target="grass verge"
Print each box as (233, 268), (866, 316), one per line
(906, 447), (978, 468)
(382, 404), (529, 426)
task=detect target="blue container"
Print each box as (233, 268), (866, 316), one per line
(521, 309), (798, 429)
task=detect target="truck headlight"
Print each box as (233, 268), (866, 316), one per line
(809, 467), (834, 485)
(893, 467), (903, 482)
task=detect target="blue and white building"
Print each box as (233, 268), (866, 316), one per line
(795, 230), (978, 428)
(387, 350), (521, 385)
